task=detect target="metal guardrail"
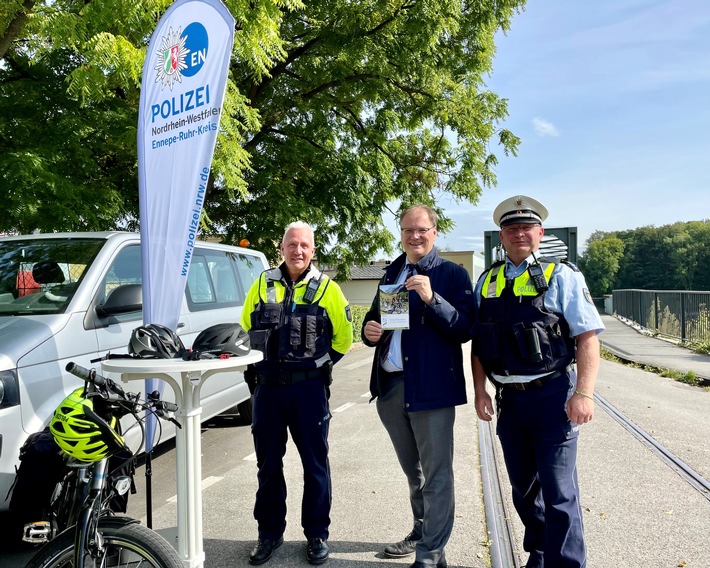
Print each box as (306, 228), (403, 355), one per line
(611, 289), (710, 343)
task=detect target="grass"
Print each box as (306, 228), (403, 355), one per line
(600, 346), (710, 390)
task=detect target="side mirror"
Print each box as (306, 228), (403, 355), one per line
(96, 284), (142, 316)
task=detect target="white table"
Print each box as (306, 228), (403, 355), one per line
(102, 353), (263, 568)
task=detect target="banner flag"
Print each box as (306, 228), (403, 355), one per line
(137, 0), (235, 449)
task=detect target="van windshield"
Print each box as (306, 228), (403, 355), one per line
(0, 238), (105, 316)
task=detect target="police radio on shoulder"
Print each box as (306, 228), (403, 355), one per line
(303, 275), (322, 304)
(527, 253), (549, 293)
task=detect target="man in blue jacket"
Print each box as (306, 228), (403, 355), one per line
(362, 204), (474, 568)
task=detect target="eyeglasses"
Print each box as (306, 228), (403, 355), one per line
(502, 224), (540, 235)
(401, 226), (435, 237)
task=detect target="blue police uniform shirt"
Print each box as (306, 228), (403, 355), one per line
(475, 253), (605, 383)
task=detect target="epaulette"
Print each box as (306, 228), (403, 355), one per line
(560, 259), (580, 272)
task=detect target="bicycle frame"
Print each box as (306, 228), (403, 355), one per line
(72, 459), (108, 566)
(26, 362), (182, 568)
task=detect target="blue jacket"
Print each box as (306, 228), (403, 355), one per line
(361, 248), (475, 411)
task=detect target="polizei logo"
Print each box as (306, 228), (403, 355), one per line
(154, 22), (209, 90)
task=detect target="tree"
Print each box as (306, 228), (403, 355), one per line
(666, 221), (710, 290)
(0, 44), (138, 231)
(586, 221), (710, 292)
(613, 226), (675, 290)
(578, 236), (624, 296)
(1, 0), (524, 271)
(1, 0), (295, 233)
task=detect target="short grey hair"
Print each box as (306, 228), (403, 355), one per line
(399, 204), (438, 228)
(282, 221), (315, 244)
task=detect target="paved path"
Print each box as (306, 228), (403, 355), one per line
(599, 314), (710, 381)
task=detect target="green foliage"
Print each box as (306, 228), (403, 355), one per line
(210, 0), (525, 269)
(1, 0), (524, 269)
(580, 220), (710, 292)
(578, 236), (624, 296)
(349, 304), (369, 345)
(686, 304), (710, 350)
(653, 304), (681, 339)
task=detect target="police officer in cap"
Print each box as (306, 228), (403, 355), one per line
(241, 221), (353, 566)
(471, 195), (604, 568)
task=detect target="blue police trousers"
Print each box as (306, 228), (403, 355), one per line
(251, 379), (332, 540)
(496, 373), (586, 568)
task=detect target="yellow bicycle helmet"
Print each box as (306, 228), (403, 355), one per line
(50, 388), (127, 462)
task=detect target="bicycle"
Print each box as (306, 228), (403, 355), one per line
(26, 362), (183, 568)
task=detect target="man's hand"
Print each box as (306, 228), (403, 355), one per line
(474, 391), (495, 422)
(364, 320), (384, 343)
(405, 273), (434, 304)
(567, 393), (594, 425)
(471, 355), (494, 421)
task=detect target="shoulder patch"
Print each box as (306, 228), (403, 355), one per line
(345, 305), (352, 322)
(583, 288), (594, 305)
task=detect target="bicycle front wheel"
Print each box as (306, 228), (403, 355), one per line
(26, 519), (183, 568)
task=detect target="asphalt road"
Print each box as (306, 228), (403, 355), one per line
(3, 340), (710, 567)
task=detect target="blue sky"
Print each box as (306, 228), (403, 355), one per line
(435, 0), (710, 255)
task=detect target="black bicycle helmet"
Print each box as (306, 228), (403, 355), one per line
(129, 323), (185, 359)
(189, 323), (250, 359)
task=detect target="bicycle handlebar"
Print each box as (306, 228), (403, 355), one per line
(66, 362), (127, 401)
(148, 390), (179, 413)
(65, 362), (105, 386)
(65, 362), (179, 423)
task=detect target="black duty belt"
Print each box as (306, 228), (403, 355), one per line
(493, 368), (570, 391)
(256, 368), (326, 386)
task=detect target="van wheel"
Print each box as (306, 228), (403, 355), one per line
(237, 396), (253, 424)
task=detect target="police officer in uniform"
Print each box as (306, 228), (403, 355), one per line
(241, 221), (353, 566)
(471, 196), (604, 568)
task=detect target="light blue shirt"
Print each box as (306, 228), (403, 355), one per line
(381, 262), (416, 372)
(475, 253), (605, 382)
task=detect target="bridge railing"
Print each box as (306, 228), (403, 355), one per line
(611, 289), (710, 344)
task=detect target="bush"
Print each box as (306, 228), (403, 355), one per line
(350, 305), (369, 345)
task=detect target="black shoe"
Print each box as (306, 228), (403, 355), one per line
(384, 530), (421, 558)
(249, 537), (284, 565)
(307, 538), (329, 565)
(409, 561), (447, 568)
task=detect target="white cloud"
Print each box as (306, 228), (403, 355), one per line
(532, 117), (560, 137)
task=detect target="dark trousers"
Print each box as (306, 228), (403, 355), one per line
(251, 378), (332, 540)
(376, 376), (455, 565)
(496, 373), (586, 568)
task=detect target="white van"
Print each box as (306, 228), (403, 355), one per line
(0, 231), (268, 511)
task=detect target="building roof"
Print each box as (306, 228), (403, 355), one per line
(350, 265), (387, 280)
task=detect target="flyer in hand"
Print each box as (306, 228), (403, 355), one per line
(380, 284), (409, 330)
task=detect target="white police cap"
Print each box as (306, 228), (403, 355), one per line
(493, 195), (549, 227)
